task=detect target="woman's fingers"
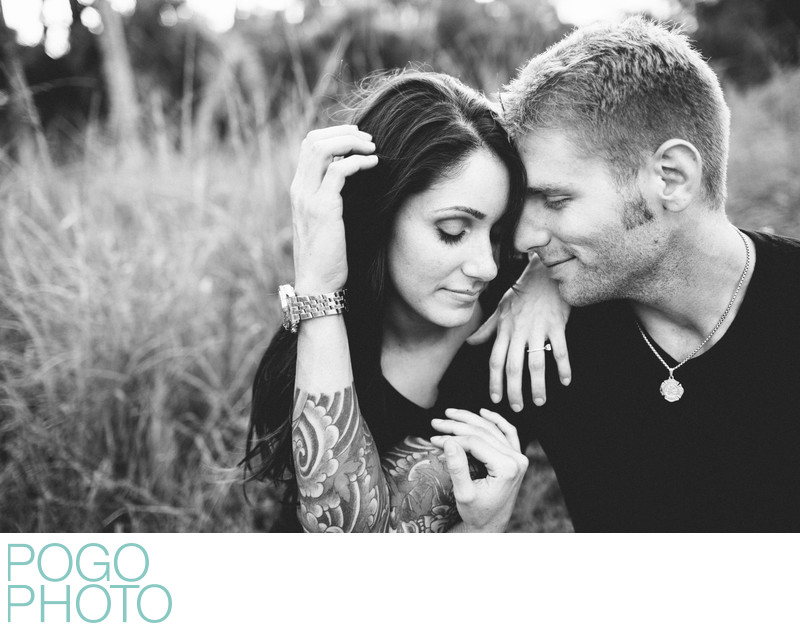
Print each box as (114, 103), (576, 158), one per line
(303, 124), (371, 143)
(317, 154), (379, 198)
(290, 125), (376, 293)
(465, 310), (498, 345)
(526, 330), (549, 407)
(488, 322), (511, 404)
(505, 330), (529, 412)
(296, 134), (376, 191)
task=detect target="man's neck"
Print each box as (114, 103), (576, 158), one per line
(630, 221), (755, 361)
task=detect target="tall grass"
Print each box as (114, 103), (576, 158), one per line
(0, 113), (302, 531)
(726, 70), (800, 236)
(1, 55), (798, 532)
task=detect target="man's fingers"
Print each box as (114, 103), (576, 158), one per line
(443, 408), (507, 439)
(479, 408), (521, 453)
(435, 435), (524, 478)
(317, 154), (379, 198)
(549, 328), (572, 386)
(441, 439), (475, 504)
(466, 311), (498, 345)
(431, 416), (508, 451)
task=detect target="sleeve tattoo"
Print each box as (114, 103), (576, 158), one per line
(292, 387), (459, 533)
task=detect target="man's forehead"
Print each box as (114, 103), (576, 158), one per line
(517, 128), (604, 183)
(518, 128), (587, 158)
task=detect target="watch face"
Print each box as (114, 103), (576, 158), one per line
(278, 285), (297, 332)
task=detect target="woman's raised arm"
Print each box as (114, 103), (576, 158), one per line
(288, 125), (386, 531)
(289, 126), (461, 532)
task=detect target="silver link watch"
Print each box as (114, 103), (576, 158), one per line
(279, 284), (348, 333)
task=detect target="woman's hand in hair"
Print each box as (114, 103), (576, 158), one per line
(290, 125), (378, 293)
(467, 254), (571, 410)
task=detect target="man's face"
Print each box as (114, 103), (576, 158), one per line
(514, 129), (665, 306)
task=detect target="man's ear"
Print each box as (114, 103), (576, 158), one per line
(649, 139), (703, 213)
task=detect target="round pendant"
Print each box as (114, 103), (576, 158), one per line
(660, 377), (684, 402)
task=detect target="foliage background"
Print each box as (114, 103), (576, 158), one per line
(0, 0), (798, 532)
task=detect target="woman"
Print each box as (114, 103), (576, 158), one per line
(244, 70), (565, 532)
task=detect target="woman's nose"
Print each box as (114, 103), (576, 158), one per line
(462, 237), (498, 282)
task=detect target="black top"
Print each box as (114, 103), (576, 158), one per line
(271, 340), (532, 532)
(532, 230), (800, 532)
(370, 341), (533, 453)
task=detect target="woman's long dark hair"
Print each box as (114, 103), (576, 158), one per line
(243, 70), (526, 514)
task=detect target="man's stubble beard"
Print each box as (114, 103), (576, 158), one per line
(558, 192), (668, 307)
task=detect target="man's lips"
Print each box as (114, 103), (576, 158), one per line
(541, 256), (575, 268)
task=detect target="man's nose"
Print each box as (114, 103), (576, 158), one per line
(514, 204), (552, 253)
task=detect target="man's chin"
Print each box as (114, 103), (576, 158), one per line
(558, 281), (606, 308)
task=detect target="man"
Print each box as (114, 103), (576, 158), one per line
(444, 16), (800, 531)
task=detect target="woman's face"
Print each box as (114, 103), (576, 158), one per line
(386, 148), (510, 330)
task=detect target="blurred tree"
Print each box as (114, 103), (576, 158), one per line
(95, 0), (139, 142)
(0, 0), (579, 151)
(684, 0), (800, 85)
(0, 2), (48, 163)
(434, 0), (570, 91)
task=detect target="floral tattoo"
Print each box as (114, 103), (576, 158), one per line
(292, 387), (459, 533)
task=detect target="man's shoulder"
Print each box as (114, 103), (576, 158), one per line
(744, 229), (800, 299)
(745, 229), (800, 264)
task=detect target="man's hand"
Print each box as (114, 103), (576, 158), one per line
(431, 409), (529, 533)
(467, 255), (572, 410)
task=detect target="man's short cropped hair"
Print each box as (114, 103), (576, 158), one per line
(503, 16), (730, 210)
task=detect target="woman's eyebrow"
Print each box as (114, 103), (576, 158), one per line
(435, 205), (486, 220)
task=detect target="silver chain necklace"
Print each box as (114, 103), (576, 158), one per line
(636, 229), (750, 402)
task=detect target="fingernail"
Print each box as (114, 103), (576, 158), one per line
(431, 418), (443, 425)
(534, 398), (545, 406)
(511, 403), (522, 413)
(490, 392), (500, 403)
(430, 435), (443, 444)
(562, 377), (571, 385)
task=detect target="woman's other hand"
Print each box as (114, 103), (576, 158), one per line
(290, 125), (378, 293)
(467, 255), (571, 410)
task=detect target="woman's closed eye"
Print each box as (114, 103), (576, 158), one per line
(436, 219), (468, 244)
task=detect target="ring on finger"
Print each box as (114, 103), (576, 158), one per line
(526, 343), (552, 353)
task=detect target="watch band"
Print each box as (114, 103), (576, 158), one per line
(280, 284), (348, 333)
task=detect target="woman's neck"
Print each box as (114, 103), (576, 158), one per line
(380, 302), (484, 409)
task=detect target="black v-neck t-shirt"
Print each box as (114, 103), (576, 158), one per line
(531, 230), (800, 532)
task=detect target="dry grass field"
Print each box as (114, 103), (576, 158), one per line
(1, 64), (798, 533)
